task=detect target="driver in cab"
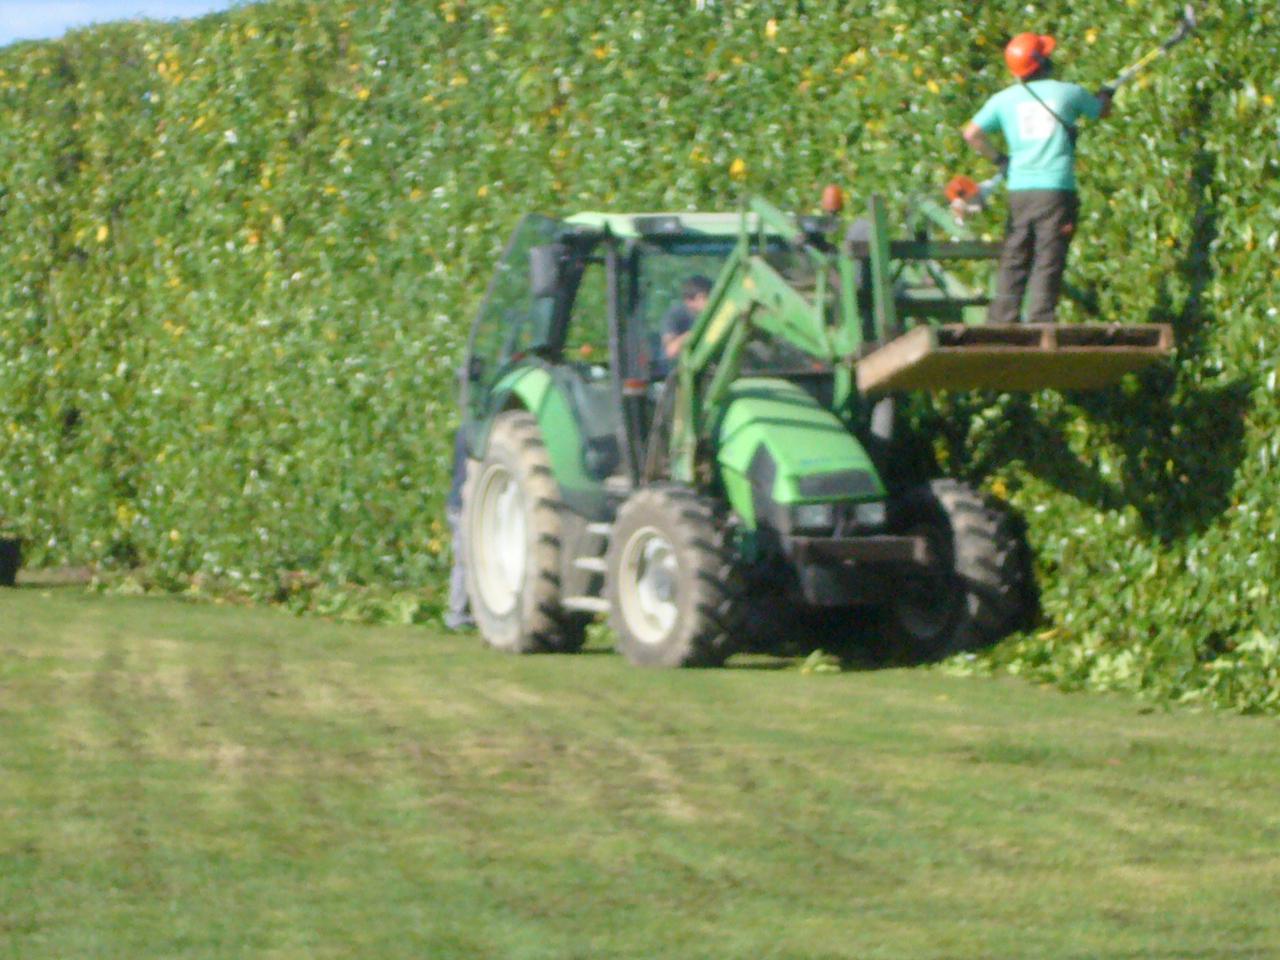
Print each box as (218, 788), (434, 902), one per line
(660, 275), (712, 367)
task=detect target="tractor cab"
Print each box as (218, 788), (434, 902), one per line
(462, 210), (809, 489)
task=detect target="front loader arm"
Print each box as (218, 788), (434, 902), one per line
(669, 220), (839, 485)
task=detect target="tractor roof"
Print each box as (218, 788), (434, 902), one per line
(564, 211), (765, 239)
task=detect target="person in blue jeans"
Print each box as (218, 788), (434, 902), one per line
(444, 427), (474, 631)
(963, 32), (1112, 324)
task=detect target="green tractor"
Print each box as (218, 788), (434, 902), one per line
(459, 191), (1171, 666)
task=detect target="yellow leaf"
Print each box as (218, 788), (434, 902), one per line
(764, 18), (778, 41)
(476, 184), (489, 198)
(926, 79), (940, 94)
(729, 157), (747, 181)
(1085, 27), (1099, 44)
(96, 224), (110, 243)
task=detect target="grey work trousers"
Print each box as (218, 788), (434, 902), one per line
(988, 189), (1079, 325)
(445, 502), (473, 630)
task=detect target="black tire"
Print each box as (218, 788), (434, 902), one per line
(605, 485), (742, 667)
(881, 479), (1031, 661)
(462, 411), (587, 653)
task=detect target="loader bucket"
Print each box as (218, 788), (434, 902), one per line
(856, 323), (1174, 394)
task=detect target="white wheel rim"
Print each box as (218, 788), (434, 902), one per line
(472, 463), (526, 617)
(618, 526), (679, 646)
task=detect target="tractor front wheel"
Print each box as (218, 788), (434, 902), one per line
(881, 479), (1031, 661)
(606, 486), (742, 667)
(462, 410), (587, 654)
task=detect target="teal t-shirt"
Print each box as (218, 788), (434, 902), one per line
(971, 80), (1103, 192)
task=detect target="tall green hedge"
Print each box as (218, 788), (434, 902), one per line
(1, 1), (1276, 710)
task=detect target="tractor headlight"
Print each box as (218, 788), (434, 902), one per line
(791, 503), (836, 532)
(853, 501), (887, 529)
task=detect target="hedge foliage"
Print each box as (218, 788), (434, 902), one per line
(0, 1), (1276, 710)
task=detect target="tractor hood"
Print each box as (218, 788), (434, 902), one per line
(716, 377), (884, 531)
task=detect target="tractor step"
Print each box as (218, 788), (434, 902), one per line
(604, 476), (633, 496)
(856, 322), (1174, 394)
(563, 596), (610, 614)
(586, 522), (613, 538)
(573, 557), (607, 574)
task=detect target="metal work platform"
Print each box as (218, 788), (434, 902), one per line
(856, 323), (1175, 394)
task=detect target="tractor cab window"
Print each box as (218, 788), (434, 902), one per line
(744, 244), (840, 374)
(761, 246), (840, 318)
(464, 215), (562, 432)
(632, 242), (733, 380)
(562, 257), (610, 379)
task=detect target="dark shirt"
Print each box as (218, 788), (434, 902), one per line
(655, 301), (697, 378)
(661, 301), (697, 342)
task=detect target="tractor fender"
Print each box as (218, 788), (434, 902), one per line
(485, 365), (611, 519)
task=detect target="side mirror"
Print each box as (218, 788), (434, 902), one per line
(529, 243), (564, 299)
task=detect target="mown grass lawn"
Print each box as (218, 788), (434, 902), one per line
(2, 588), (1278, 959)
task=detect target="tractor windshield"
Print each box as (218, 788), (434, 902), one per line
(463, 215), (562, 440)
(631, 240), (733, 380)
(630, 236), (844, 377)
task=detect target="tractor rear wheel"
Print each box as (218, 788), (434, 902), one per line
(881, 479), (1030, 661)
(605, 485), (742, 667)
(462, 410), (587, 654)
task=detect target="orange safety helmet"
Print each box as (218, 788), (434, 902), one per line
(1004, 33), (1056, 79)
